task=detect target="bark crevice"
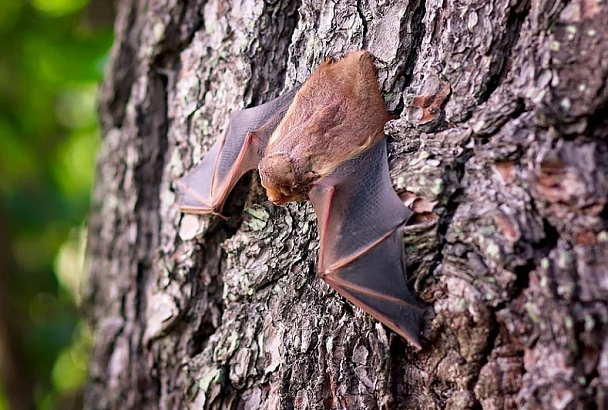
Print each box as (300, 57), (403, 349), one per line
(86, 0), (608, 409)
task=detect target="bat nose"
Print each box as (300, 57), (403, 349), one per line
(266, 189), (289, 205)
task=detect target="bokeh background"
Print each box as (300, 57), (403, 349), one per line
(0, 0), (113, 408)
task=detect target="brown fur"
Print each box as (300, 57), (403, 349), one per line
(258, 50), (390, 204)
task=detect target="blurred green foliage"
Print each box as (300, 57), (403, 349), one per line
(0, 0), (112, 407)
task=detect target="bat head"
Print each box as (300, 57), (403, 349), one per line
(258, 153), (305, 204)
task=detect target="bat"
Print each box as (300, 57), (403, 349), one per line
(175, 50), (422, 348)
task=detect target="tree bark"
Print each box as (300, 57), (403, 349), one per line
(85, 0), (608, 409)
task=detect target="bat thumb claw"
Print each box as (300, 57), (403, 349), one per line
(214, 212), (230, 221)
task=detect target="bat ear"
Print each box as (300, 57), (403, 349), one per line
(355, 51), (379, 82)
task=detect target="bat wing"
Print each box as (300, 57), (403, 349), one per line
(175, 89), (298, 215)
(309, 139), (422, 348)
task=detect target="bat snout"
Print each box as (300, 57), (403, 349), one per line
(263, 183), (303, 205)
(264, 185), (289, 204)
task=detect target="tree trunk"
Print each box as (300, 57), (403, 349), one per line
(85, 0), (608, 408)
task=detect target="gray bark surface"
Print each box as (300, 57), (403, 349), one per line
(85, 0), (608, 408)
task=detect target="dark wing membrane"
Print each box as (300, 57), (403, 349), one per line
(175, 88), (299, 215)
(322, 230), (421, 347)
(309, 139), (421, 347)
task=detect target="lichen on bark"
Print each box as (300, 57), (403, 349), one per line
(86, 0), (608, 409)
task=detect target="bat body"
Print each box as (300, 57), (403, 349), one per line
(176, 50), (421, 348)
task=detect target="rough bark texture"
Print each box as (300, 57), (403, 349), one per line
(85, 0), (608, 409)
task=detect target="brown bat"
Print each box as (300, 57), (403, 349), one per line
(175, 50), (422, 348)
